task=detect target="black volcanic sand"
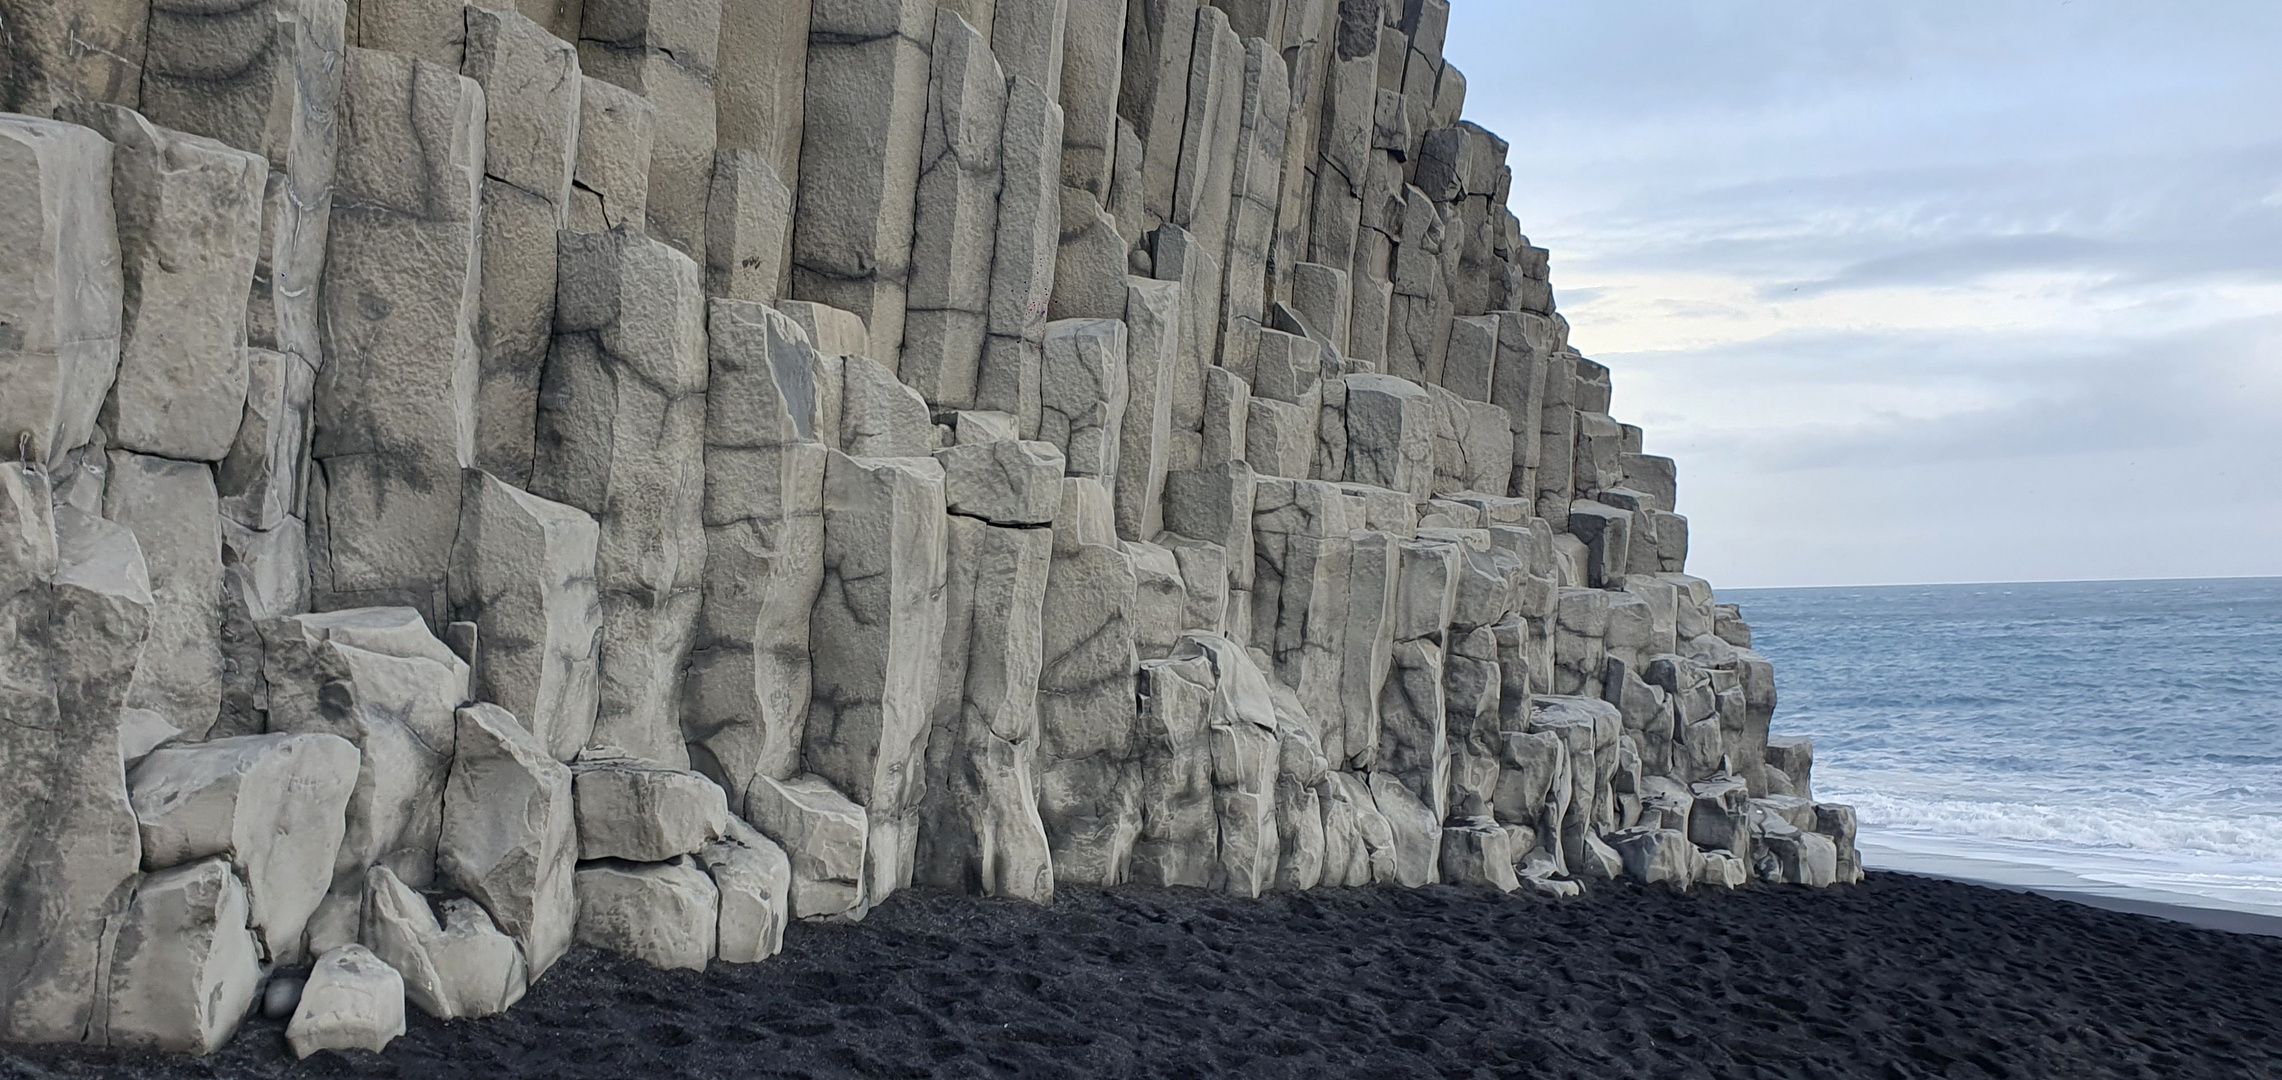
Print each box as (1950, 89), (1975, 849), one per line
(7, 873), (2279, 1080)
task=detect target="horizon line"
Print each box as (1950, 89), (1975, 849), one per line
(1720, 572), (2282, 591)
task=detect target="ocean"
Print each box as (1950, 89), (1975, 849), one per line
(1727, 577), (2282, 924)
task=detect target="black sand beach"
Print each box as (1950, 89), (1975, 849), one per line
(6, 873), (2277, 1080)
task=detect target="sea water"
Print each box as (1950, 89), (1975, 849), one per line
(1729, 577), (2282, 922)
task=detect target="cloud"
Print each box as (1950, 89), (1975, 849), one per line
(1434, 2), (2282, 585)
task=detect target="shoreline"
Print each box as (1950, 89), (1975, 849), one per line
(6, 872), (2277, 1080)
(1860, 843), (2282, 939)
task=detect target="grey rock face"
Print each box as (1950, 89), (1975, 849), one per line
(364, 865), (528, 1020)
(701, 818), (794, 962)
(287, 944), (405, 1059)
(744, 771), (868, 921)
(128, 733), (360, 962)
(103, 858), (265, 1053)
(916, 516), (1057, 902)
(261, 608), (468, 949)
(807, 452), (949, 906)
(105, 451), (225, 741)
(0, 117), (124, 473)
(438, 704), (577, 980)
(309, 47), (483, 621)
(450, 472), (602, 763)
(534, 226), (709, 768)
(464, 6), (581, 486)
(577, 0), (722, 267)
(571, 751), (732, 862)
(903, 11), (1008, 411)
(573, 855), (719, 969)
(791, 0), (937, 372)
(0, 473), (151, 1043)
(689, 299), (828, 803)
(65, 105), (265, 464)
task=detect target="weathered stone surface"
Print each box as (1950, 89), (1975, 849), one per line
(1345, 373), (1432, 498)
(1115, 278), (1180, 540)
(1184, 634), (1281, 897)
(438, 703), (577, 980)
(128, 733), (359, 962)
(572, 855), (718, 969)
(106, 450), (225, 741)
(363, 865), (527, 1020)
(450, 472), (602, 762)
(1041, 318), (1130, 480)
(840, 352), (940, 456)
(1368, 767), (1439, 887)
(1217, 37), (1289, 378)
(0, 117), (124, 473)
(207, 517), (294, 736)
(62, 105), (264, 463)
(704, 147), (794, 307)
(978, 75), (1064, 436)
(791, 0), (936, 372)
(533, 226), (709, 768)
(714, 0), (810, 189)
(744, 772), (868, 920)
(807, 452), (949, 904)
(308, 48), (483, 621)
(578, 0), (722, 265)
(0, 482), (153, 1043)
(1608, 825), (1696, 889)
(938, 438), (1067, 526)
(1130, 652), (1217, 887)
(462, 25), (579, 483)
(571, 751), (731, 862)
(568, 75), (654, 232)
(1036, 535), (1141, 886)
(914, 517), (1056, 903)
(145, 0), (343, 371)
(103, 858), (264, 1054)
(904, 11), (1008, 409)
(261, 609), (467, 949)
(0, 0), (148, 116)
(699, 818), (794, 962)
(689, 299), (828, 801)
(286, 944), (404, 1058)
(217, 347), (315, 532)
(1440, 818), (1519, 892)
(1319, 768), (1397, 887)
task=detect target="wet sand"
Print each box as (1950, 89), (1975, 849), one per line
(6, 872), (2279, 1079)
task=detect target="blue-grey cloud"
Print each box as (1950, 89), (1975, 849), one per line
(1437, 2), (2282, 585)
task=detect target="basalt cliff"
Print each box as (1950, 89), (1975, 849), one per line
(0, 0), (1858, 1056)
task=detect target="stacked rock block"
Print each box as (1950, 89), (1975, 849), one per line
(0, 0), (1860, 1056)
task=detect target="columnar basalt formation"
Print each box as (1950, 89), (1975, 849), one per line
(0, 0), (1859, 1056)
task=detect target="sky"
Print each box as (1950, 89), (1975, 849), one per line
(1441, 1), (2282, 588)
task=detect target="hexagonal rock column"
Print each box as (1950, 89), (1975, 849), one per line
(462, 5), (582, 486)
(61, 104), (265, 464)
(309, 47), (484, 622)
(792, 0), (939, 373)
(0, 479), (152, 1044)
(450, 472), (603, 763)
(914, 514), (1058, 903)
(139, 0), (344, 377)
(689, 299), (830, 807)
(902, 10), (1009, 412)
(533, 226), (710, 769)
(1035, 495), (1142, 886)
(0, 116), (123, 473)
(806, 452), (950, 908)
(577, 0), (723, 267)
